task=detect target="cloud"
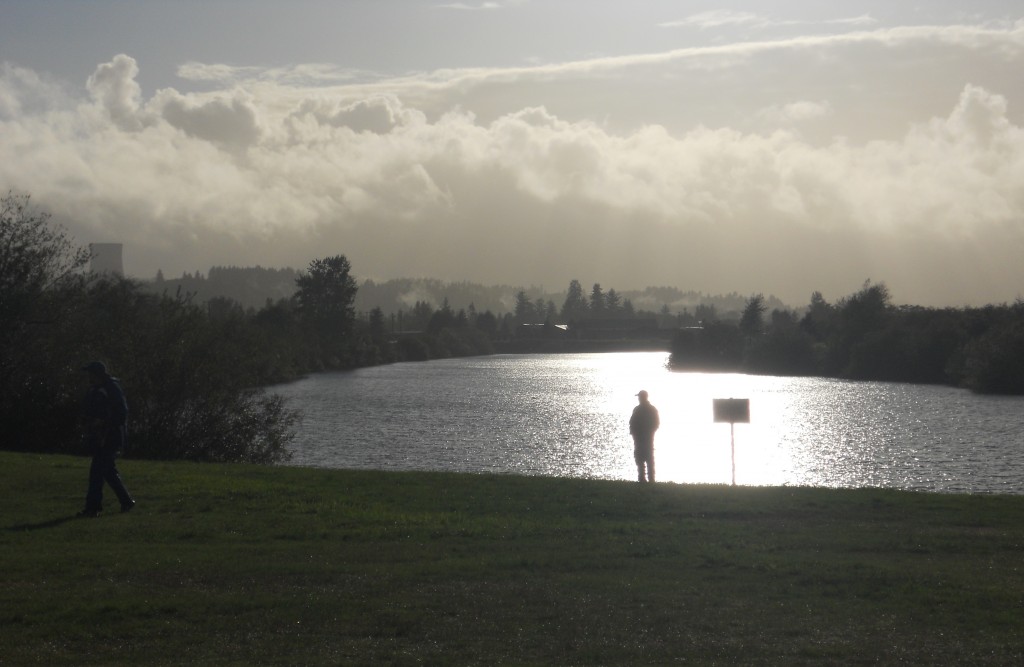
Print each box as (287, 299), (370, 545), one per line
(824, 15), (877, 27)
(177, 61), (259, 83)
(756, 100), (834, 126)
(157, 89), (262, 151)
(0, 63), (70, 119)
(660, 10), (878, 30)
(660, 10), (762, 30)
(435, 0), (527, 9)
(435, 2), (502, 10)
(2, 38), (1023, 306)
(945, 83), (1011, 144)
(292, 95), (424, 134)
(178, 19), (1021, 100)
(86, 54), (145, 130)
(178, 61), (374, 87)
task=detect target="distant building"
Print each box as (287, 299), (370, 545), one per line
(89, 243), (124, 276)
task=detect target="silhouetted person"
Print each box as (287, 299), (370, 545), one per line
(79, 361), (135, 517)
(629, 390), (660, 483)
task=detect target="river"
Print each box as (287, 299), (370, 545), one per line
(270, 352), (1024, 494)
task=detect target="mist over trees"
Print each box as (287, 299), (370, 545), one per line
(150, 265), (299, 310)
(3, 192), (1024, 466)
(142, 269), (785, 324)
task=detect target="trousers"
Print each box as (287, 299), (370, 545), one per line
(633, 438), (655, 482)
(85, 447), (133, 511)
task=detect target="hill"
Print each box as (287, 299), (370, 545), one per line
(4, 451), (1022, 665)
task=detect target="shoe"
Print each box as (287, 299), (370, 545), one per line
(121, 500), (136, 513)
(77, 509), (101, 518)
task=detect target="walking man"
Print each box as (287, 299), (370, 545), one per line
(79, 361), (135, 517)
(629, 390), (660, 483)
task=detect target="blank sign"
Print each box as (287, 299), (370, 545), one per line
(713, 398), (750, 424)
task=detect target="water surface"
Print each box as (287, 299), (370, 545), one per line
(272, 352), (1024, 493)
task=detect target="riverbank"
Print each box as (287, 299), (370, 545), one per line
(4, 451), (1023, 665)
(493, 338), (671, 354)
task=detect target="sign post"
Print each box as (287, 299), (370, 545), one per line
(713, 398), (750, 486)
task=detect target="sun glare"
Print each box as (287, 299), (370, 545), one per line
(589, 353), (797, 486)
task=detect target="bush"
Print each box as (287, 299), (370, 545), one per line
(962, 319), (1024, 394)
(669, 322), (743, 371)
(2, 273), (298, 463)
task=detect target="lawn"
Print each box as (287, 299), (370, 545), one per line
(3, 451), (1023, 665)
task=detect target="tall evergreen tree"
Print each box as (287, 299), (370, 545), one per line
(606, 288), (621, 316)
(561, 279), (588, 321)
(514, 290), (533, 324)
(740, 294), (767, 337)
(590, 283), (606, 316)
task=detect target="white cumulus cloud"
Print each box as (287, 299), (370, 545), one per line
(1, 32), (1023, 307)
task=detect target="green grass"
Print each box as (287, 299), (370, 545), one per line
(3, 451), (1024, 665)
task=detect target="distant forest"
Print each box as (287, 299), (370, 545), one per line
(3, 192), (1023, 468)
(138, 264), (1024, 398)
(143, 265), (786, 324)
(669, 284), (1024, 395)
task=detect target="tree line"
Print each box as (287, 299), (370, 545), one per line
(152, 265), (300, 310)
(0, 193), (527, 463)
(3, 192), (1023, 467)
(144, 268), (785, 326)
(670, 284), (1024, 394)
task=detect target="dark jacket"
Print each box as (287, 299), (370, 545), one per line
(629, 402), (660, 445)
(83, 376), (128, 452)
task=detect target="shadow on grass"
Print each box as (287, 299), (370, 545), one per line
(7, 515), (81, 531)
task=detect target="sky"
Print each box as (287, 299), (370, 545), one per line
(2, 1), (1023, 307)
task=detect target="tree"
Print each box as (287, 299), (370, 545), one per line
(295, 256), (358, 332)
(800, 291), (834, 341)
(744, 309), (817, 375)
(475, 310), (498, 337)
(408, 300), (435, 331)
(840, 281), (891, 334)
(0, 193), (90, 435)
(589, 283), (606, 315)
(0, 268), (299, 461)
(368, 307), (387, 342)
(669, 321), (744, 371)
(833, 281), (893, 377)
(739, 294), (767, 337)
(294, 255), (358, 365)
(93, 281), (297, 463)
(694, 303), (717, 324)
(535, 298), (553, 323)
(428, 298), (457, 333)
(514, 290), (533, 324)
(959, 305), (1024, 394)
(0, 192), (89, 341)
(606, 289), (622, 316)
(561, 279), (588, 321)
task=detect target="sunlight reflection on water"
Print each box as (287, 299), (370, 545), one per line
(271, 352), (1024, 494)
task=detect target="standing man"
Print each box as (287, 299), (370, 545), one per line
(629, 390), (660, 483)
(79, 361), (135, 517)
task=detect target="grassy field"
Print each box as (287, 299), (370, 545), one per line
(3, 451), (1023, 666)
